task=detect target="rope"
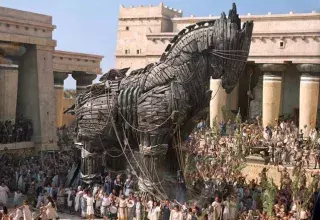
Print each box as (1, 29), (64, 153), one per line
(97, 82), (167, 200)
(98, 135), (125, 158)
(121, 126), (168, 199)
(117, 109), (173, 133)
(110, 116), (165, 201)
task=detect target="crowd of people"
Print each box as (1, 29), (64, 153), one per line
(0, 116), (33, 144)
(182, 115), (320, 219)
(1, 114), (320, 219)
(0, 150), (75, 219)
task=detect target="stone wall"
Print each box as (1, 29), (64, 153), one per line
(242, 163), (316, 186)
(116, 9), (320, 69)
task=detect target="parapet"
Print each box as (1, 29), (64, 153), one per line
(119, 3), (183, 20)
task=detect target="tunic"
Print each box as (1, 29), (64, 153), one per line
(118, 199), (128, 220)
(86, 197), (95, 215)
(101, 197), (110, 217)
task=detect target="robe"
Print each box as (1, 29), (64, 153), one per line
(0, 185), (10, 206)
(169, 210), (183, 220)
(118, 198), (128, 220)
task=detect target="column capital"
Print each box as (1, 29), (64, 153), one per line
(72, 72), (97, 85)
(296, 64), (320, 74)
(53, 72), (68, 88)
(259, 64), (287, 73)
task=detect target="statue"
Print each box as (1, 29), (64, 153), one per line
(69, 3), (253, 192)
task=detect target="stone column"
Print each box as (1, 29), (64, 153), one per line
(227, 82), (239, 111)
(296, 64), (320, 137)
(0, 64), (18, 120)
(210, 78), (227, 127)
(17, 45), (57, 151)
(72, 72), (97, 95)
(54, 72), (68, 128)
(260, 64), (286, 128)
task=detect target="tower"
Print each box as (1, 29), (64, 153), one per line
(115, 3), (182, 69)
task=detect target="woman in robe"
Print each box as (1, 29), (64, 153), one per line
(0, 183), (10, 207)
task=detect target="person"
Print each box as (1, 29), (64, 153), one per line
(170, 205), (183, 220)
(12, 208), (22, 220)
(101, 193), (110, 218)
(45, 196), (58, 220)
(74, 186), (82, 213)
(135, 197), (143, 220)
(163, 199), (171, 220)
(86, 192), (95, 220)
(186, 208), (193, 220)
(13, 189), (23, 208)
(0, 183), (10, 206)
(66, 188), (75, 214)
(223, 198), (231, 220)
(114, 174), (122, 196)
(127, 192), (135, 220)
(118, 194), (128, 220)
(36, 192), (45, 209)
(212, 196), (222, 220)
(1, 206), (10, 220)
(124, 174), (134, 197)
(40, 202), (47, 220)
(20, 200), (32, 220)
(57, 185), (65, 210)
(149, 201), (161, 220)
(105, 172), (112, 194)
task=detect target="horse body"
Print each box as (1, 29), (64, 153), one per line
(73, 3), (253, 192)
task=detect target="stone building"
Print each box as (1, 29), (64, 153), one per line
(0, 6), (103, 152)
(115, 3), (320, 135)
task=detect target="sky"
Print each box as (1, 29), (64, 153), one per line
(1, 0), (319, 88)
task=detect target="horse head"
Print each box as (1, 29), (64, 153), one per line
(161, 3), (253, 94)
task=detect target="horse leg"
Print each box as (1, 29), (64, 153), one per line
(136, 86), (173, 194)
